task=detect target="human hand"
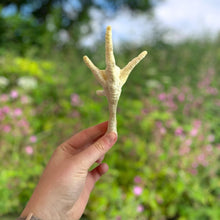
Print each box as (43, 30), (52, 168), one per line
(20, 121), (117, 220)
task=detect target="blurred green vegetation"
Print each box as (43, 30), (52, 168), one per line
(0, 3), (220, 220)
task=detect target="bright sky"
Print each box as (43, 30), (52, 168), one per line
(81, 0), (220, 47)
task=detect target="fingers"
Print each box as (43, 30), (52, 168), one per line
(105, 26), (115, 68)
(64, 121), (108, 152)
(85, 163), (109, 196)
(89, 163), (109, 184)
(96, 155), (105, 164)
(69, 163), (109, 217)
(80, 132), (117, 169)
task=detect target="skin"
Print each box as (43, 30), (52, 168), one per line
(83, 26), (147, 134)
(20, 121), (117, 220)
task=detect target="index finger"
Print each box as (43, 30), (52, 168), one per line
(66, 121), (108, 150)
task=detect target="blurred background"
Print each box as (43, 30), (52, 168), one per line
(0, 0), (220, 219)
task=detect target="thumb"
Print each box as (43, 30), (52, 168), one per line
(79, 132), (117, 169)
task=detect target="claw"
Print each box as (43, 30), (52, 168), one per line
(83, 26), (147, 133)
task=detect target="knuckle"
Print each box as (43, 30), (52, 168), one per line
(58, 142), (76, 155)
(93, 140), (105, 153)
(75, 167), (88, 178)
(59, 142), (69, 152)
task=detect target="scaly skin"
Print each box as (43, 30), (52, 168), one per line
(83, 26), (147, 134)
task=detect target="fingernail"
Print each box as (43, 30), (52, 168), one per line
(107, 132), (117, 144)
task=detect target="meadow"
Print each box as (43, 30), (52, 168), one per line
(0, 36), (220, 219)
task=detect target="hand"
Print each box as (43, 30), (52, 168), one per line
(20, 121), (117, 220)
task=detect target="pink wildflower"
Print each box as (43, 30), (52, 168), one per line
(158, 93), (166, 101)
(175, 127), (183, 136)
(167, 100), (177, 111)
(71, 93), (81, 106)
(160, 127), (166, 135)
(30, 135), (37, 143)
(10, 90), (18, 99)
(3, 125), (11, 133)
(193, 120), (201, 128)
(141, 108), (149, 114)
(190, 128), (198, 136)
(178, 93), (185, 102)
(190, 168), (197, 175)
(133, 186), (143, 196)
(134, 176), (142, 184)
(206, 145), (213, 153)
(179, 146), (190, 156)
(156, 121), (162, 127)
(2, 106), (10, 114)
(206, 87), (218, 95)
(197, 153), (205, 163)
(17, 119), (29, 128)
(14, 108), (22, 117)
(25, 146), (33, 155)
(137, 205), (144, 213)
